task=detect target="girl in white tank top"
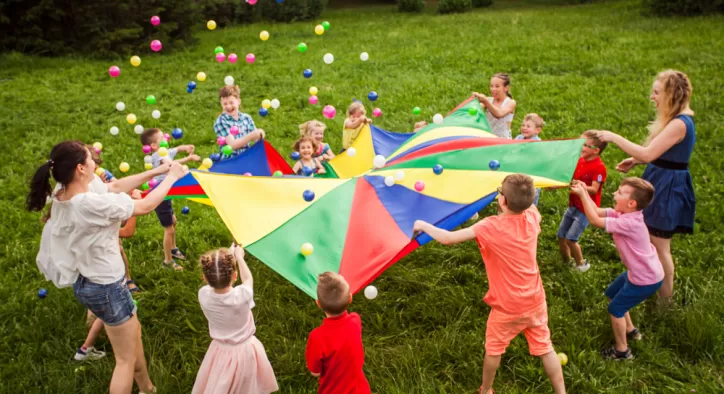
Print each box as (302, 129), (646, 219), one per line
(474, 73), (517, 139)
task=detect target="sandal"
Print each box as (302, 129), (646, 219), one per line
(163, 261), (184, 271)
(127, 280), (140, 293)
(171, 248), (186, 261)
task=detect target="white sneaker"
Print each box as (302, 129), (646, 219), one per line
(575, 261), (591, 272)
(74, 346), (106, 361)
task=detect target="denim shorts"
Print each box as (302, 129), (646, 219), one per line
(605, 271), (663, 318)
(73, 275), (137, 326)
(155, 199), (174, 228)
(556, 207), (589, 242)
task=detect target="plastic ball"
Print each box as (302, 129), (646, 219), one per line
(110, 126), (119, 136)
(188, 81), (197, 90)
(159, 139), (169, 148)
(148, 178), (159, 188)
(315, 24), (324, 35)
(321, 21), (330, 31)
(224, 76), (234, 86)
(38, 288), (48, 298)
(414, 181), (425, 192)
(373, 155), (386, 168)
(249, 0), (258, 4)
(210, 153), (221, 162)
(150, 40), (162, 52)
(468, 107), (478, 116)
(309, 95), (319, 105)
(152, 110), (161, 119)
(141, 182), (150, 191)
(93, 142), (103, 152)
(130, 56), (141, 67)
(144, 95), (156, 105)
(300, 243), (314, 257)
(214, 46), (224, 54)
(222, 145), (233, 155)
(202, 158), (213, 168)
(95, 168), (104, 176)
(413, 106), (421, 115)
(302, 166), (314, 176)
(134, 125), (144, 134)
(558, 353), (568, 366)
(172, 128), (183, 139)
(217, 136), (227, 146)
(323, 53), (334, 64)
(261, 99), (271, 109)
(298, 43), (308, 53)
(368, 91), (378, 101)
(322, 105), (336, 119)
(144, 163), (153, 170)
(433, 114), (444, 124)
(259, 107), (268, 117)
(303, 190), (315, 202)
(489, 160), (501, 171)
(164, 132), (171, 141)
(346, 147), (357, 157)
(116, 102), (125, 111)
(246, 53), (255, 64)
(182, 206), (190, 215)
(196, 72), (206, 82)
(228, 53), (238, 64)
(433, 164), (444, 175)
(158, 147), (168, 157)
(260, 30), (269, 41)
(394, 170), (405, 181)
(207, 20), (217, 30)
(303, 69), (312, 78)
(108, 66), (120, 78)
(243, 172), (252, 176)
(360, 52), (369, 61)
(224, 126), (237, 137)
(133, 299), (139, 308)
(291, 151), (301, 160)
(150, 16), (160, 26)
(309, 86), (318, 95)
(384, 176), (395, 187)
(270, 99), (280, 110)
(186, 87), (193, 94)
(364, 285), (378, 300)
(143, 145), (152, 154)
(273, 170), (283, 177)
(372, 108), (382, 117)
(119, 162), (130, 173)
(216, 52), (226, 63)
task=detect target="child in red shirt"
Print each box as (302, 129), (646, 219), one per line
(557, 130), (607, 272)
(305, 272), (371, 393)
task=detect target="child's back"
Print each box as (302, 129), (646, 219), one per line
(198, 285), (255, 343)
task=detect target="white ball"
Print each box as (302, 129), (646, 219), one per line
(360, 52), (369, 61)
(224, 76), (234, 86)
(144, 155), (153, 164)
(152, 110), (161, 119)
(109, 126), (119, 136)
(364, 285), (378, 300)
(394, 170), (405, 181)
(323, 53), (334, 64)
(116, 102), (125, 111)
(384, 176), (395, 187)
(270, 98), (280, 110)
(470, 213), (480, 221)
(433, 114), (444, 124)
(134, 125), (144, 134)
(373, 155), (386, 169)
(346, 147), (357, 157)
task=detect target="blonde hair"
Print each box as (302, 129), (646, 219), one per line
(501, 174), (535, 213)
(523, 113), (545, 128)
(492, 72), (513, 99)
(647, 70), (693, 146)
(200, 248), (236, 289)
(316, 272), (350, 315)
(293, 136), (319, 154)
(620, 177), (655, 211)
(299, 120), (326, 137)
(347, 102), (366, 117)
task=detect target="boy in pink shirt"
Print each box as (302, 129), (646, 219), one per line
(571, 177), (663, 361)
(414, 174), (565, 394)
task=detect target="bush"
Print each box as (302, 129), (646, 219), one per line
(645, 0), (724, 16)
(437, 0), (472, 14)
(472, 0), (493, 7)
(200, 0), (257, 25)
(259, 0), (328, 22)
(398, 0), (425, 12)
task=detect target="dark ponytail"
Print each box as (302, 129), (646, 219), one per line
(26, 141), (89, 212)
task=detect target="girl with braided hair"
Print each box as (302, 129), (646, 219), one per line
(193, 245), (278, 394)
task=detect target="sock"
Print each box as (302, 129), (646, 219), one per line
(79, 346), (87, 353)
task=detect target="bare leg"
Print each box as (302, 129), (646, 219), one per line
(133, 321), (154, 393)
(540, 351), (566, 394)
(567, 240), (584, 266)
(558, 238), (571, 263)
(163, 226), (175, 263)
(479, 354), (501, 394)
(105, 315), (140, 394)
(610, 314), (628, 352)
(650, 235), (674, 300)
(624, 312), (635, 333)
(120, 242), (132, 280)
(82, 318), (105, 349)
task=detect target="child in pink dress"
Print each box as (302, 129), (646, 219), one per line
(193, 245), (278, 394)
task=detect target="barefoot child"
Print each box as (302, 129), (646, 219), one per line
(192, 245), (278, 394)
(571, 178), (663, 360)
(414, 174), (566, 394)
(292, 136), (326, 176)
(343, 102), (371, 150)
(299, 120), (334, 161)
(214, 85), (266, 160)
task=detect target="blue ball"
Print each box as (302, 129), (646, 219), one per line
(302, 166), (314, 176)
(188, 81), (197, 90)
(171, 128), (183, 139)
(489, 160), (501, 171)
(368, 91), (378, 101)
(290, 151), (301, 161)
(182, 206), (190, 215)
(38, 288), (48, 298)
(209, 153), (221, 162)
(259, 107), (268, 117)
(433, 164), (444, 175)
(105, 170), (114, 180)
(186, 87), (193, 94)
(303, 69), (313, 78)
(276, 0), (284, 3)
(303, 190), (315, 202)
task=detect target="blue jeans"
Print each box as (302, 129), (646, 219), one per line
(556, 207), (589, 242)
(73, 275), (136, 326)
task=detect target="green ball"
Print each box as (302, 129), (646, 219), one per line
(468, 107), (478, 116)
(297, 43), (308, 53)
(222, 145), (233, 155)
(214, 46), (224, 54)
(146, 95), (156, 105)
(159, 140), (169, 148)
(413, 106), (421, 115)
(133, 299), (138, 307)
(321, 21), (330, 31)
(141, 182), (149, 191)
(273, 170), (283, 177)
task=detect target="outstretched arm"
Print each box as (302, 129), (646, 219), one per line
(413, 220), (476, 245)
(107, 164), (170, 194)
(596, 119), (686, 164)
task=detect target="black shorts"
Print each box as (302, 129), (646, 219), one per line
(155, 200), (174, 227)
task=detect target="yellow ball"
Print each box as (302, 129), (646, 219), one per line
(144, 162), (153, 170)
(314, 24), (324, 35)
(198, 165), (208, 172)
(558, 353), (568, 366)
(259, 30), (269, 41)
(119, 162), (130, 173)
(130, 56), (141, 67)
(95, 168), (104, 176)
(301, 243), (314, 257)
(202, 158), (213, 168)
(158, 147), (168, 157)
(197, 72), (207, 82)
(309, 86), (318, 96)
(261, 99), (271, 109)
(93, 142), (103, 152)
(207, 20), (216, 30)
(126, 113), (137, 124)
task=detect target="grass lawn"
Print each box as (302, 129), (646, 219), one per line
(1, 0), (723, 392)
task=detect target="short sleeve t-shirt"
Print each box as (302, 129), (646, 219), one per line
(472, 206), (546, 314)
(605, 209), (664, 286)
(515, 134), (541, 141)
(305, 311), (371, 394)
(152, 147), (178, 183)
(569, 156), (607, 211)
(198, 284), (256, 344)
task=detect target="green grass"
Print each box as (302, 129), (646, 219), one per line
(1, 0), (724, 392)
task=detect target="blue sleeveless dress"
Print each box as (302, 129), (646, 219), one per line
(641, 114), (696, 237)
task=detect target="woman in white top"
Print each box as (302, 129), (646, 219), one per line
(474, 72), (517, 139)
(27, 140), (187, 394)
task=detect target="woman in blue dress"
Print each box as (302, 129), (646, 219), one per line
(595, 70), (695, 302)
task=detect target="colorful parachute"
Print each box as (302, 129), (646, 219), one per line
(192, 98), (585, 298)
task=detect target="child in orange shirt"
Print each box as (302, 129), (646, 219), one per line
(414, 174), (565, 394)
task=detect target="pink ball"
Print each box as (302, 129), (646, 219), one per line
(243, 172), (252, 176)
(309, 95), (319, 105)
(143, 145), (151, 154)
(228, 53), (238, 64)
(164, 133), (171, 141)
(246, 53), (255, 64)
(109, 66), (120, 78)
(216, 52), (226, 63)
(94, 148), (101, 154)
(150, 40), (162, 52)
(414, 181), (425, 192)
(248, 0), (257, 4)
(322, 105), (336, 119)
(217, 136), (227, 146)
(148, 178), (159, 188)
(230, 126), (239, 136)
(372, 108), (382, 117)
(150, 16), (160, 26)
